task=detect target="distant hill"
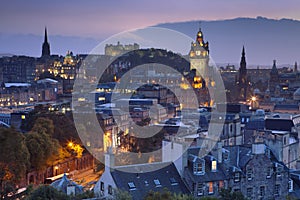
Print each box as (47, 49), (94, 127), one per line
(154, 16), (300, 67)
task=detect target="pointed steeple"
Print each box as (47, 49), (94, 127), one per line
(295, 61), (298, 72)
(240, 46), (246, 69)
(42, 27), (50, 57)
(271, 60), (278, 75)
(44, 27), (48, 43)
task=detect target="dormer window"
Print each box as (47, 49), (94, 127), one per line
(212, 160), (217, 171)
(193, 162), (205, 175)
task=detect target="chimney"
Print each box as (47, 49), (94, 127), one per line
(217, 142), (223, 163)
(105, 146), (115, 172)
(252, 143), (265, 155)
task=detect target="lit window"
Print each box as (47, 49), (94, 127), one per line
(154, 179), (161, 187)
(208, 182), (214, 194)
(275, 184), (280, 196)
(128, 182), (136, 190)
(212, 160), (217, 171)
(197, 183), (204, 196)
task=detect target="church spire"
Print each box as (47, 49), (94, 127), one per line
(44, 27), (48, 43)
(240, 46), (246, 69)
(42, 27), (50, 57)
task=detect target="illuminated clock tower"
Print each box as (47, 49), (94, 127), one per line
(189, 28), (210, 88)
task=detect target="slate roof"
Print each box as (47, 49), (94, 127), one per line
(186, 147), (228, 182)
(50, 174), (83, 194)
(111, 162), (189, 200)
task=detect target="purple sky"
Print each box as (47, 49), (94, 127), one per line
(1, 0), (300, 65)
(1, 0), (300, 38)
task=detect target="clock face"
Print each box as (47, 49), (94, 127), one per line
(196, 51), (201, 56)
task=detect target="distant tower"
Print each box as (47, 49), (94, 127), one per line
(189, 26), (210, 88)
(237, 46), (248, 101)
(294, 62), (298, 72)
(269, 60), (279, 93)
(42, 27), (50, 57)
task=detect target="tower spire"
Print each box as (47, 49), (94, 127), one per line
(240, 46), (246, 69)
(42, 27), (50, 57)
(44, 27), (48, 43)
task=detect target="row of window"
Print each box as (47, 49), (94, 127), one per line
(234, 165), (283, 182)
(196, 181), (224, 196)
(246, 184), (280, 198)
(100, 182), (113, 195)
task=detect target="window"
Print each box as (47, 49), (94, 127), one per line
(247, 187), (253, 198)
(169, 178), (178, 186)
(223, 151), (229, 161)
(259, 186), (265, 197)
(100, 181), (104, 191)
(128, 182), (136, 190)
(197, 183), (204, 196)
(234, 172), (240, 182)
(247, 168), (253, 180)
(208, 182), (214, 194)
(154, 179), (161, 187)
(218, 181), (224, 190)
(266, 166), (272, 178)
(193, 162), (204, 175)
(289, 179), (293, 192)
(275, 184), (280, 196)
(276, 164), (283, 177)
(212, 160), (217, 171)
(108, 185), (113, 195)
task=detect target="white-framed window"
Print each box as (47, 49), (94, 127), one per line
(212, 160), (217, 171)
(247, 168), (253, 180)
(197, 183), (204, 196)
(234, 172), (240, 182)
(193, 161), (205, 175)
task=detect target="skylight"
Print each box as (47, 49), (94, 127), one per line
(128, 182), (136, 190)
(154, 179), (161, 187)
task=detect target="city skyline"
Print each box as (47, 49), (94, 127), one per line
(1, 0), (300, 65)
